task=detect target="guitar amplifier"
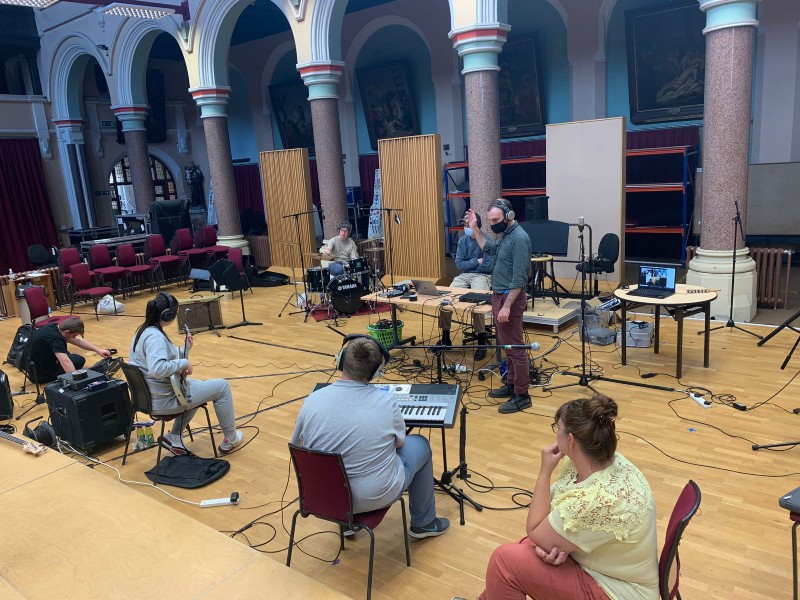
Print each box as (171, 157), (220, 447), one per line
(0, 368), (12, 420)
(175, 294), (224, 333)
(45, 378), (131, 452)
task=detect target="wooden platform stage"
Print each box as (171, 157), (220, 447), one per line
(1, 273), (799, 600)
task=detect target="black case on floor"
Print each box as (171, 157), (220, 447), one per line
(45, 378), (131, 452)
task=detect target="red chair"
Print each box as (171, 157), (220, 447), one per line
(173, 228), (208, 268)
(70, 263), (115, 320)
(199, 226), (229, 264)
(659, 480), (702, 600)
(144, 234), (183, 287)
(225, 247), (252, 296)
(116, 243), (156, 294)
(287, 444), (411, 600)
(88, 244), (129, 297)
(58, 247), (92, 304)
(23, 286), (71, 328)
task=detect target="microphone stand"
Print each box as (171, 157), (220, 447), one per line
(281, 210), (317, 321)
(703, 200), (761, 339)
(377, 207), (403, 286)
(546, 222), (601, 392)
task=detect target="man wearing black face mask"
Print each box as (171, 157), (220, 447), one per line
(465, 200), (532, 414)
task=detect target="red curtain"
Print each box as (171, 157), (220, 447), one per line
(233, 164), (264, 213)
(358, 153), (379, 206)
(0, 138), (58, 272)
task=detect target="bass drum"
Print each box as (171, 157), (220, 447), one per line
(329, 276), (366, 315)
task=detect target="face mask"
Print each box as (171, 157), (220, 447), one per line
(463, 227), (473, 237)
(490, 221), (508, 234)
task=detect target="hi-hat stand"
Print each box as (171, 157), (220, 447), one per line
(757, 309), (800, 370)
(278, 243), (305, 318)
(703, 200), (762, 340)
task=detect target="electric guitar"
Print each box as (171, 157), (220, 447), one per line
(0, 430), (46, 455)
(170, 325), (192, 407)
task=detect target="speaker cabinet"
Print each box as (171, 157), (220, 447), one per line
(175, 294), (224, 333)
(45, 378), (131, 452)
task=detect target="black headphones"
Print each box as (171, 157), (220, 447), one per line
(157, 292), (178, 322)
(490, 199), (515, 222)
(335, 334), (391, 381)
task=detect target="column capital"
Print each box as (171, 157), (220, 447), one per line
(111, 105), (149, 132)
(52, 119), (85, 144)
(297, 61), (344, 100)
(449, 24), (510, 74)
(698, 0), (759, 34)
(189, 87), (231, 118)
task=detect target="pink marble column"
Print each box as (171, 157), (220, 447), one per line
(450, 26), (509, 217)
(688, 1), (759, 322)
(299, 63), (347, 239)
(190, 87), (245, 248)
(113, 106), (154, 214)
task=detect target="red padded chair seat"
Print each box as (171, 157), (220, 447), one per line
(33, 315), (72, 329)
(93, 266), (128, 277)
(76, 286), (113, 298)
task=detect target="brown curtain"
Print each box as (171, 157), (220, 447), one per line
(0, 138), (58, 272)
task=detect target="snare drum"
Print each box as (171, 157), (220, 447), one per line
(329, 276), (366, 315)
(306, 267), (330, 292)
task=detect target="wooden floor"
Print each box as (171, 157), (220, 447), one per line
(2, 276), (799, 600)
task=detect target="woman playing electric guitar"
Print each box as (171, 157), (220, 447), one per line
(129, 293), (243, 456)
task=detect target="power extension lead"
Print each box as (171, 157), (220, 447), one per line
(200, 492), (239, 508)
(690, 393), (712, 408)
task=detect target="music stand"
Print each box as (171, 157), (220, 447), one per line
(209, 259), (261, 329)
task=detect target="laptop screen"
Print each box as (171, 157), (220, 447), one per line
(638, 266), (676, 291)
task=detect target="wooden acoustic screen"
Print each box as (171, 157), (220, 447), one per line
(260, 148), (315, 269)
(377, 134), (445, 280)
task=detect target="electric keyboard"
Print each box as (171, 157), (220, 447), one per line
(311, 382), (459, 428)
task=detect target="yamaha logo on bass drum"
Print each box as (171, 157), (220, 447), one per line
(338, 282), (359, 290)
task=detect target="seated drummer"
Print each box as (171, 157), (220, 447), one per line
(439, 213), (494, 360)
(323, 221), (359, 276)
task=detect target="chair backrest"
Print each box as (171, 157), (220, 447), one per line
(174, 228), (194, 251)
(288, 443), (354, 524)
(227, 247), (244, 272)
(27, 244), (55, 267)
(23, 286), (50, 321)
(597, 233), (621, 264)
(69, 262), (92, 291)
(145, 234), (167, 259)
(201, 226), (218, 247)
(659, 480), (702, 600)
(119, 360), (154, 415)
(116, 243), (136, 268)
(59, 247), (82, 271)
(89, 244), (113, 269)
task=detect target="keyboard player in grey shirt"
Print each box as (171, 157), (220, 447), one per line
(290, 335), (450, 538)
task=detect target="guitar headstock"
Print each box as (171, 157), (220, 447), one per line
(22, 440), (46, 455)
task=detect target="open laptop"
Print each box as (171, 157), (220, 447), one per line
(410, 279), (449, 297)
(627, 265), (677, 299)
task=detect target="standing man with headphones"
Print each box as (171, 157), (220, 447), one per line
(290, 335), (450, 538)
(465, 200), (532, 414)
(323, 221), (360, 277)
(129, 292), (243, 456)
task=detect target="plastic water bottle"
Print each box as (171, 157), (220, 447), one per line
(8, 268), (13, 280)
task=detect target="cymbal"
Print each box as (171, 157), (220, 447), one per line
(305, 252), (324, 258)
(364, 247), (384, 253)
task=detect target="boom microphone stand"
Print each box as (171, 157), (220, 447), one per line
(376, 207), (403, 285)
(281, 210), (317, 321)
(703, 201), (762, 339)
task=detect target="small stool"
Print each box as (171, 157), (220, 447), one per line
(793, 511), (800, 600)
(529, 254), (559, 307)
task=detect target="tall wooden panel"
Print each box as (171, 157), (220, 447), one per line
(260, 149), (315, 269)
(377, 134), (445, 280)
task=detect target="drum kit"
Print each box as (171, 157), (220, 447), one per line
(304, 253), (381, 316)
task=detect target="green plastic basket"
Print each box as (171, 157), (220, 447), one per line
(367, 321), (403, 346)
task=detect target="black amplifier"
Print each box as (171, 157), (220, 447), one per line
(0, 368), (12, 420)
(57, 369), (106, 391)
(45, 378), (131, 452)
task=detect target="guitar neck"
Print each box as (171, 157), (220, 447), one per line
(0, 430), (27, 447)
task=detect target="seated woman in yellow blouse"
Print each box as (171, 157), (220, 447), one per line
(473, 394), (658, 600)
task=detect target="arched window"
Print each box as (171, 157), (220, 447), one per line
(108, 155), (177, 214)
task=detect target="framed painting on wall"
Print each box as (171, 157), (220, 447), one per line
(356, 61), (420, 151)
(498, 35), (547, 138)
(625, 0), (706, 125)
(269, 81), (315, 156)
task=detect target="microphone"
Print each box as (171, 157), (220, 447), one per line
(394, 212), (401, 225)
(578, 216), (585, 232)
(501, 342), (541, 350)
